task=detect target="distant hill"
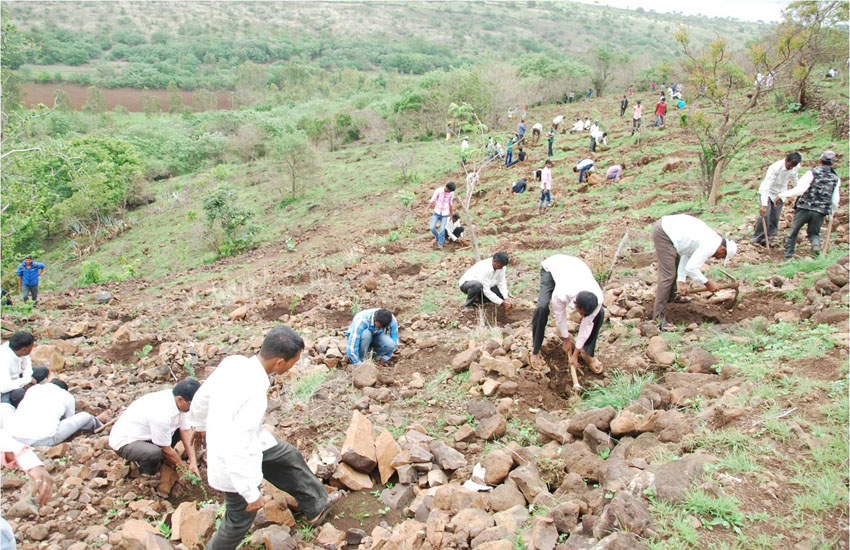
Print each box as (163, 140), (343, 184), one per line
(6, 1), (770, 90)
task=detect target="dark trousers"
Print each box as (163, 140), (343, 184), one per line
(548, 141), (554, 156)
(452, 226), (464, 239)
(1, 366), (50, 405)
(461, 282), (504, 307)
(116, 430), (181, 475)
(652, 220), (679, 321)
(620, 106), (626, 116)
(784, 208), (827, 258)
(207, 439), (328, 550)
(589, 136), (597, 152)
(531, 269), (556, 354)
(752, 199), (783, 245)
(582, 308), (605, 357)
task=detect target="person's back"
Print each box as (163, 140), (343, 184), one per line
(109, 389), (183, 451)
(9, 383), (71, 441)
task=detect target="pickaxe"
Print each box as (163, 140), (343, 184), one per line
(680, 269), (740, 309)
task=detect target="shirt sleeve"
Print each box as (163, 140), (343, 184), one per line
(0, 355), (15, 394)
(189, 381), (211, 431)
(780, 170), (813, 200)
(676, 253), (691, 284)
(21, 357), (33, 387)
(223, 396), (266, 503)
(429, 189), (439, 204)
(389, 318), (399, 344)
(482, 270), (505, 305)
(63, 392), (75, 419)
(683, 245), (715, 284)
(178, 412), (191, 431)
(1, 431), (43, 472)
(832, 179), (841, 210)
(575, 304), (602, 350)
(16, 265), (22, 277)
(497, 268), (508, 300)
(552, 295), (571, 339)
(347, 321), (367, 363)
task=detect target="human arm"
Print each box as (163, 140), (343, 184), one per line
(389, 318), (398, 346)
(758, 162), (780, 206)
(574, 303), (602, 351)
(1, 432), (53, 506)
(17, 275), (22, 291)
(63, 392), (75, 420)
(346, 321), (367, 364)
(551, 294), (571, 340)
(497, 268), (509, 305)
(681, 243), (716, 285)
(832, 178), (841, 212)
(779, 171), (813, 201)
(481, 269), (505, 305)
(179, 428), (200, 476)
(37, 263), (45, 278)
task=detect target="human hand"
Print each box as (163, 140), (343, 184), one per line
(187, 460), (201, 478)
(677, 282), (688, 296)
(502, 300), (512, 311)
(759, 206), (766, 217)
(774, 197), (782, 206)
(704, 280), (718, 293)
(28, 465), (53, 507)
(245, 495), (266, 512)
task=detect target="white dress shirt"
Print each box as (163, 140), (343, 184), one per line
(0, 403), (15, 430)
(553, 115), (565, 125)
(532, 123), (543, 132)
(571, 120), (583, 132)
(779, 169), (841, 210)
(9, 383), (74, 441)
(660, 214), (722, 284)
(0, 342), (33, 394)
(109, 389), (190, 451)
(541, 255), (603, 350)
(459, 258), (509, 305)
(446, 217), (461, 241)
(189, 355), (276, 503)
(541, 166), (552, 191)
(758, 160), (799, 206)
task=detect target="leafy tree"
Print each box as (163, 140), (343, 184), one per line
(54, 89), (73, 111)
(83, 86), (107, 113)
(590, 46), (627, 97)
(166, 81), (183, 113)
(777, 1), (849, 109)
(1, 12), (29, 113)
(192, 89), (218, 111)
(675, 27), (803, 206)
(140, 88), (160, 118)
(202, 185), (257, 257)
(270, 134), (316, 199)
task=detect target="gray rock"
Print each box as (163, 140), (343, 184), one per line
(429, 440), (467, 470)
(650, 453), (713, 502)
(536, 412), (570, 444)
(95, 291), (113, 304)
(468, 399), (498, 420)
(380, 483), (415, 510)
(567, 407), (617, 436)
(593, 491), (653, 539)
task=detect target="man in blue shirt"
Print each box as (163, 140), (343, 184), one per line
(17, 255), (45, 307)
(345, 308), (398, 365)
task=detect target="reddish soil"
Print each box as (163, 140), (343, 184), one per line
(103, 338), (159, 365)
(23, 83), (234, 112)
(652, 290), (795, 325)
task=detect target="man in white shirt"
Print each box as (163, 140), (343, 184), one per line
(574, 158), (594, 183)
(569, 118), (584, 133)
(652, 215), (738, 331)
(538, 160), (553, 214)
(531, 122), (544, 143)
(109, 378), (200, 478)
(779, 150), (841, 260)
(193, 326), (341, 550)
(530, 255), (605, 377)
(0, 332), (50, 405)
(9, 380), (102, 447)
(446, 213), (464, 243)
(459, 252), (511, 311)
(552, 114), (565, 131)
(753, 152), (801, 247)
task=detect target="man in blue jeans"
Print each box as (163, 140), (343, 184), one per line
(346, 308), (399, 366)
(428, 181), (455, 248)
(16, 255), (44, 307)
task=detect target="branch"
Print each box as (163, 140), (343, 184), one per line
(0, 146), (44, 160)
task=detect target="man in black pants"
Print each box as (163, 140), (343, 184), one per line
(458, 252), (511, 311)
(192, 326), (343, 550)
(779, 150), (841, 260)
(530, 255), (605, 377)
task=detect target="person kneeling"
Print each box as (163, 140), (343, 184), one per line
(459, 252), (511, 312)
(9, 379), (102, 447)
(445, 213), (464, 243)
(346, 308), (398, 366)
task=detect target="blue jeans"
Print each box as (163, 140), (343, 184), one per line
(430, 213), (449, 246)
(548, 142), (553, 156)
(21, 284), (38, 304)
(655, 114), (664, 127)
(358, 330), (397, 362)
(578, 166), (592, 183)
(538, 189), (551, 209)
(505, 150), (512, 167)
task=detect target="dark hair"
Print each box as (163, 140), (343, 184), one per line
(786, 152), (802, 166)
(9, 388), (27, 408)
(374, 309), (393, 328)
(545, 160), (552, 166)
(575, 291), (599, 315)
(9, 331), (34, 352)
(445, 181), (456, 192)
(260, 326), (305, 360)
(172, 378), (201, 402)
(621, 163), (627, 169)
(50, 379), (69, 392)
(452, 213), (460, 221)
(493, 251), (509, 266)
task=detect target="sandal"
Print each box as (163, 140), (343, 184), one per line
(587, 356), (604, 374)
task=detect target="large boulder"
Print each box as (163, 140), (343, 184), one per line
(30, 345), (67, 373)
(509, 465), (548, 503)
(567, 407), (617, 436)
(341, 411), (377, 472)
(482, 449), (514, 485)
(684, 347), (717, 374)
(453, 348), (482, 373)
(375, 429), (401, 485)
(475, 414), (507, 441)
(562, 442), (604, 481)
(593, 492), (653, 539)
(650, 453), (713, 502)
(352, 364), (379, 388)
(536, 412), (570, 444)
(646, 336), (675, 366)
(826, 262), (849, 287)
(488, 479), (527, 512)
(430, 440), (467, 471)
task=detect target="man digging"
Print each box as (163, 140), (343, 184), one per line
(753, 152), (801, 248)
(530, 255), (605, 389)
(652, 214), (738, 331)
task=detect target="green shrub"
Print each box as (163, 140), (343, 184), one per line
(202, 185), (257, 257)
(78, 260), (105, 285)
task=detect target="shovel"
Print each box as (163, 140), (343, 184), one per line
(681, 270), (740, 309)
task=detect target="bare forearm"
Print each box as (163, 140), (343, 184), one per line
(160, 446), (183, 468)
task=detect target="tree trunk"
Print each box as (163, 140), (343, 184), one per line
(460, 203), (481, 262)
(707, 157), (727, 207)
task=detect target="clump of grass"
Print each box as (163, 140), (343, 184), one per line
(289, 371), (328, 404)
(579, 370), (655, 411)
(682, 489), (746, 533)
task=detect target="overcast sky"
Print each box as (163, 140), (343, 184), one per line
(571, 0), (787, 23)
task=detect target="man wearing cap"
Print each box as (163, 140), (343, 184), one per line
(779, 150), (841, 260)
(753, 152), (802, 247)
(652, 214), (737, 331)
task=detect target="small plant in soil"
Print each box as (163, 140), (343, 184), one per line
(134, 344), (153, 359)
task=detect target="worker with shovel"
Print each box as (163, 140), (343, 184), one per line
(530, 255), (604, 389)
(753, 152), (801, 248)
(652, 214), (738, 331)
(779, 150), (841, 260)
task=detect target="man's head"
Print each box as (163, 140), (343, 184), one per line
(713, 238), (739, 264)
(24, 255), (32, 267)
(50, 379), (69, 392)
(575, 291), (599, 317)
(452, 212), (460, 221)
(620, 162), (627, 170)
(172, 378), (201, 412)
(492, 251), (509, 270)
(259, 325), (306, 375)
(374, 308), (393, 330)
(661, 97), (666, 103)
(784, 152), (802, 170)
(445, 181), (456, 193)
(637, 100), (641, 105)
(545, 160), (553, 168)
(9, 331), (35, 357)
(820, 150), (837, 166)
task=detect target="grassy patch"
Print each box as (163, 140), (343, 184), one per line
(579, 370), (655, 411)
